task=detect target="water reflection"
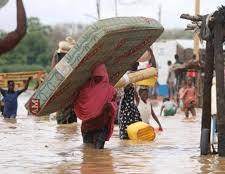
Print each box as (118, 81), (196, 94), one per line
(80, 147), (115, 174)
(56, 123), (78, 141)
(49, 146), (115, 174)
(3, 118), (17, 124)
(196, 155), (225, 174)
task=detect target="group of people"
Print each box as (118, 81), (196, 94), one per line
(118, 63), (163, 139)
(72, 62), (164, 148)
(0, 2), (201, 161)
(0, 0), (197, 150)
(73, 54), (197, 149)
(166, 54), (198, 120)
(0, 0), (163, 150)
(119, 84), (163, 139)
(167, 54), (184, 99)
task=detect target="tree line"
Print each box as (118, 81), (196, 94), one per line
(0, 17), (85, 72)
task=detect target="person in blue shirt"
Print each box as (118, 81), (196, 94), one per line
(0, 77), (32, 119)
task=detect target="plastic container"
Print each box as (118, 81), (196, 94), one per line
(135, 76), (157, 87)
(127, 121), (156, 141)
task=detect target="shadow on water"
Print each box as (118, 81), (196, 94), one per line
(52, 124), (115, 174)
(193, 155), (225, 174)
(50, 145), (115, 174)
(2, 118), (17, 129)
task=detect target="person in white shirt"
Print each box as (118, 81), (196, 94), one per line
(137, 88), (163, 131)
(167, 61), (176, 99)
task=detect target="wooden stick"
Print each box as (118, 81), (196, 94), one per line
(185, 27), (194, 31)
(180, 14), (203, 21)
(184, 23), (199, 30)
(188, 24), (198, 29)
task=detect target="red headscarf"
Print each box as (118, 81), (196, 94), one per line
(74, 64), (117, 121)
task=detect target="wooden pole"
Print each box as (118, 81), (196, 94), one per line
(213, 22), (225, 156)
(96, 0), (101, 20)
(115, 0), (118, 17)
(180, 14), (203, 21)
(193, 0), (200, 60)
(193, 0), (201, 107)
(200, 40), (214, 155)
(158, 4), (162, 23)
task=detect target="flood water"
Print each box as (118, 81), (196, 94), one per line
(0, 91), (224, 174)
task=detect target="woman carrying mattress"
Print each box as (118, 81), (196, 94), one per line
(74, 64), (117, 149)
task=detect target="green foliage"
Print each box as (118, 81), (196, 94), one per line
(0, 64), (46, 73)
(0, 17), (87, 73)
(0, 17), (52, 71)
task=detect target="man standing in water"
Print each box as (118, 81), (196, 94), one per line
(0, 77), (32, 119)
(173, 54), (183, 90)
(0, 0), (27, 55)
(167, 60), (176, 99)
(51, 37), (77, 124)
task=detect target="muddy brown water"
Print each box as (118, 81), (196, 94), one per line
(0, 91), (224, 174)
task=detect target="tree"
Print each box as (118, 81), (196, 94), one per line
(0, 17), (51, 71)
(0, 17), (88, 72)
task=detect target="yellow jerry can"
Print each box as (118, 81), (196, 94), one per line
(135, 76), (157, 87)
(127, 121), (156, 141)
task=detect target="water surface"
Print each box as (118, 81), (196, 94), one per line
(0, 92), (223, 174)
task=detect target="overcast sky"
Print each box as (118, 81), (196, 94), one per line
(0, 0), (224, 31)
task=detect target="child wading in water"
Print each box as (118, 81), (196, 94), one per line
(137, 88), (163, 131)
(180, 79), (197, 120)
(178, 80), (187, 111)
(160, 97), (177, 116)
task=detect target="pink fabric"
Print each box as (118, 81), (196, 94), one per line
(146, 64), (151, 68)
(180, 87), (196, 108)
(187, 70), (198, 78)
(74, 63), (117, 121)
(74, 64), (117, 140)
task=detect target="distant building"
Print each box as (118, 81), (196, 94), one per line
(153, 39), (207, 85)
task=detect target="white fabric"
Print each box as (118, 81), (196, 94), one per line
(137, 99), (152, 124)
(211, 77), (217, 115)
(168, 65), (176, 83)
(138, 62), (148, 69)
(123, 74), (130, 84)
